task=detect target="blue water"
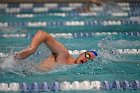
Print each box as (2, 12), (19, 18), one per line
(0, 1), (140, 93)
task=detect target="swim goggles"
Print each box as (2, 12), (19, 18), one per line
(84, 52), (91, 60)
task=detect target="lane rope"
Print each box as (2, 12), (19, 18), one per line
(0, 19), (140, 27)
(0, 32), (140, 38)
(0, 80), (139, 91)
(0, 48), (140, 58)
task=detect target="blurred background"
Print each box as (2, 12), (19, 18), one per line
(0, 0), (140, 92)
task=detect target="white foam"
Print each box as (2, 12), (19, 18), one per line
(0, 55), (17, 70)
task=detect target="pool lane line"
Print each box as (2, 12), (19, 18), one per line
(0, 80), (139, 91)
(0, 32), (140, 38)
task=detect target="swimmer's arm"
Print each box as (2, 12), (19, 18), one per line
(89, 0), (102, 6)
(42, 31), (69, 56)
(15, 30), (69, 59)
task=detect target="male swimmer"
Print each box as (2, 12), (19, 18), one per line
(76, 0), (102, 12)
(14, 30), (97, 72)
(89, 0), (102, 6)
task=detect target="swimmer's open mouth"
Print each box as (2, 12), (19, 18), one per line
(80, 60), (84, 64)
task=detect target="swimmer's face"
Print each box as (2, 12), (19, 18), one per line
(76, 52), (96, 64)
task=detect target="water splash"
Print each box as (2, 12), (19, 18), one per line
(0, 45), (46, 76)
(102, 1), (124, 13)
(98, 35), (140, 62)
(93, 35), (140, 76)
(97, 35), (118, 63)
(48, 64), (78, 74)
(0, 44), (78, 76)
(0, 55), (36, 76)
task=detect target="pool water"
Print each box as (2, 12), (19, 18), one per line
(0, 1), (140, 93)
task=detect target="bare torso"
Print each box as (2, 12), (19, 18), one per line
(36, 54), (75, 72)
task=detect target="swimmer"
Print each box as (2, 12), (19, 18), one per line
(90, 0), (102, 6)
(76, 0), (103, 12)
(14, 30), (97, 72)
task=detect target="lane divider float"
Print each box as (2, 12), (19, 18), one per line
(0, 80), (139, 92)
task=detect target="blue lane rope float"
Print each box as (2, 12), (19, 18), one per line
(31, 82), (39, 91)
(50, 82), (60, 91)
(112, 80), (121, 89)
(0, 80), (139, 92)
(130, 80), (140, 90)
(20, 82), (28, 92)
(120, 80), (130, 90)
(103, 81), (111, 90)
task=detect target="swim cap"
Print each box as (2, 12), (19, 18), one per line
(87, 51), (98, 56)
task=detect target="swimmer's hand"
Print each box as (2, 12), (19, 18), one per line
(13, 53), (21, 60)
